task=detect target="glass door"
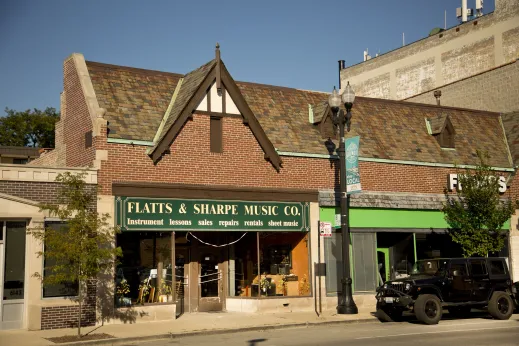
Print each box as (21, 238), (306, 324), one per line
(198, 249), (223, 312)
(376, 248), (390, 286)
(1, 221), (27, 330)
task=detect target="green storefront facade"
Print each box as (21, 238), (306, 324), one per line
(319, 205), (511, 295)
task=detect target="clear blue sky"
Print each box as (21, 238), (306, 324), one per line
(0, 0), (495, 115)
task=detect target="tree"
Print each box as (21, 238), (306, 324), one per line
(0, 107), (59, 147)
(442, 152), (518, 257)
(30, 172), (121, 338)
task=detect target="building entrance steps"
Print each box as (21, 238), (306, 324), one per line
(0, 309), (377, 346)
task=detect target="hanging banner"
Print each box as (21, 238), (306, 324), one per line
(115, 197), (310, 232)
(345, 136), (361, 194)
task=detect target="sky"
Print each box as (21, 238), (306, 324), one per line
(0, 0), (495, 115)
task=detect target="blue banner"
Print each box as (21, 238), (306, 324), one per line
(345, 136), (361, 194)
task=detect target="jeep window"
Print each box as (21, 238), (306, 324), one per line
(412, 259), (449, 276)
(489, 260), (506, 275)
(469, 260), (488, 276)
(449, 262), (468, 277)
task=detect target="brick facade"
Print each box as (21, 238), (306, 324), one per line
(62, 57), (95, 168)
(94, 114), (512, 197)
(0, 181), (97, 210)
(0, 178), (97, 330)
(407, 60), (519, 113)
(40, 281), (96, 330)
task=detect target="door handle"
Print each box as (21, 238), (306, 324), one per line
(463, 279), (472, 282)
(480, 278), (490, 282)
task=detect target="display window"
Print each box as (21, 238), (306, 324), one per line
(228, 232), (310, 298)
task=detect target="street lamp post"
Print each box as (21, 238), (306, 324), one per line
(328, 82), (358, 315)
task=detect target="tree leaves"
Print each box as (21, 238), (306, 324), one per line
(29, 173), (122, 336)
(442, 151), (517, 257)
(1, 107), (59, 147)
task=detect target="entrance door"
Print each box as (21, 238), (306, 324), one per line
(1, 221), (27, 330)
(198, 249), (223, 312)
(376, 248), (389, 286)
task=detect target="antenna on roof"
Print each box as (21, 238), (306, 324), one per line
(215, 43), (222, 96)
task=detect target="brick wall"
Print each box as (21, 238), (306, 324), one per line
(339, 2), (519, 100)
(63, 57), (95, 168)
(0, 180), (97, 329)
(41, 280), (96, 330)
(407, 60), (519, 113)
(0, 181), (97, 209)
(95, 114), (511, 196)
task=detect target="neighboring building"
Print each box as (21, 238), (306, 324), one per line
(0, 146), (40, 164)
(1, 47), (516, 330)
(339, 0), (519, 107)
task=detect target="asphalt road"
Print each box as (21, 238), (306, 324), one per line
(133, 314), (519, 346)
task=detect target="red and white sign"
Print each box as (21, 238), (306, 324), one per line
(319, 221), (332, 237)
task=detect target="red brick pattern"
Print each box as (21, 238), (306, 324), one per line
(63, 57), (95, 167)
(41, 281), (97, 330)
(0, 181), (97, 209)
(95, 114), (512, 196)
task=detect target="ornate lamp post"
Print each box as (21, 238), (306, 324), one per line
(328, 82), (358, 314)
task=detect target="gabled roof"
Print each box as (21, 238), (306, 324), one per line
(501, 111), (519, 166)
(153, 59), (216, 148)
(85, 59), (513, 169)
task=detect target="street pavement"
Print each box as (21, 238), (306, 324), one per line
(134, 315), (519, 346)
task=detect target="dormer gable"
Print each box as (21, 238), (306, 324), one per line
(426, 114), (455, 149)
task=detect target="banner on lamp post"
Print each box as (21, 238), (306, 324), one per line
(345, 136), (361, 194)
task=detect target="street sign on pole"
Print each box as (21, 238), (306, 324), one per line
(319, 221), (332, 237)
(345, 136), (361, 194)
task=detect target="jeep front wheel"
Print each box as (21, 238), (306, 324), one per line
(488, 291), (513, 320)
(415, 294), (442, 325)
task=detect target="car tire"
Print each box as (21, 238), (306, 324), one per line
(447, 306), (471, 318)
(488, 291), (513, 320)
(415, 294), (442, 325)
(376, 302), (403, 322)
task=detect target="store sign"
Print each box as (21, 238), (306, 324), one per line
(115, 197), (309, 232)
(448, 173), (507, 193)
(346, 136), (361, 194)
(319, 221), (332, 237)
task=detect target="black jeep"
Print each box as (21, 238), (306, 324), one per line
(375, 257), (514, 325)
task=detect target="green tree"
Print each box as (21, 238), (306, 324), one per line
(442, 152), (517, 257)
(30, 172), (121, 338)
(0, 107), (59, 147)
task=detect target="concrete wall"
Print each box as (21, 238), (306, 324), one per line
(340, 0), (519, 100)
(407, 60), (519, 113)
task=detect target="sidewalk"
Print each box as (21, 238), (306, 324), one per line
(0, 310), (378, 346)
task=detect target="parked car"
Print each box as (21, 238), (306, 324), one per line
(513, 281), (519, 311)
(376, 257), (514, 325)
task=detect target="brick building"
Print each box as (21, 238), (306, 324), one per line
(2, 46), (516, 330)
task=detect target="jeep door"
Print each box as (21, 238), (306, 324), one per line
(469, 259), (491, 302)
(447, 260), (472, 302)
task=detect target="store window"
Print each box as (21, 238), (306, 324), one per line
(116, 232), (173, 305)
(42, 221), (79, 298)
(228, 232), (310, 298)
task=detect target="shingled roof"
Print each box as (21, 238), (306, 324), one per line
(85, 59), (513, 169)
(502, 111), (519, 166)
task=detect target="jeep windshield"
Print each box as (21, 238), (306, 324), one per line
(411, 259), (449, 276)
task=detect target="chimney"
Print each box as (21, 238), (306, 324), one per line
(434, 90), (442, 106)
(338, 60), (345, 89)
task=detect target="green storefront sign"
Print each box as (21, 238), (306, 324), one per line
(115, 197), (310, 232)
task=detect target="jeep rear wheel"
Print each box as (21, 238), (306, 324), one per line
(488, 291), (513, 320)
(415, 294), (442, 325)
(376, 302), (403, 322)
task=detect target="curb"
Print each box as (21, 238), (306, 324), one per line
(56, 318), (378, 345)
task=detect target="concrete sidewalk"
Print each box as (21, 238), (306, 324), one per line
(0, 310), (378, 346)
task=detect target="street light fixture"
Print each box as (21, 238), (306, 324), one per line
(328, 82), (358, 315)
